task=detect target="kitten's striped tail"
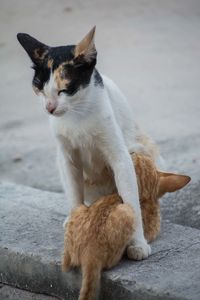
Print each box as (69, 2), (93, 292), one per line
(79, 258), (101, 300)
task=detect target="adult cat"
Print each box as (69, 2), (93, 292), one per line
(17, 26), (161, 260)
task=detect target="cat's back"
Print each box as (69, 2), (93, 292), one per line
(102, 74), (138, 148)
(66, 194), (123, 244)
(66, 194), (135, 267)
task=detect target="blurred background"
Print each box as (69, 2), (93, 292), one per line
(0, 0), (200, 192)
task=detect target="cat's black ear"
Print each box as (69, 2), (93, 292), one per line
(74, 26), (97, 63)
(17, 33), (49, 65)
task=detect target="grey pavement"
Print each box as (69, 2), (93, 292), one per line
(1, 182), (200, 300)
(0, 0), (200, 191)
(162, 179), (200, 230)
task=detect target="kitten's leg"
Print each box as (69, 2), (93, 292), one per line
(98, 125), (151, 260)
(57, 142), (84, 224)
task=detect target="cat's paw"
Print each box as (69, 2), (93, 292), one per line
(127, 239), (151, 261)
(62, 216), (69, 229)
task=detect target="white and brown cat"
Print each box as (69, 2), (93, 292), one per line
(62, 153), (190, 300)
(17, 26), (165, 260)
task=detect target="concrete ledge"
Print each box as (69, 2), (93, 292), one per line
(0, 182), (200, 300)
(0, 284), (59, 300)
(162, 180), (200, 230)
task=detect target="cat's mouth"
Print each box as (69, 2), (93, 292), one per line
(51, 110), (67, 117)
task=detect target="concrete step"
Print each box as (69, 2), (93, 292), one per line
(0, 284), (59, 300)
(0, 182), (200, 300)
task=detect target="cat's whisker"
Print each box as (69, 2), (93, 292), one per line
(70, 104), (94, 116)
(72, 103), (94, 115)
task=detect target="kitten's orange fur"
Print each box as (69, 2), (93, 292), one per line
(62, 153), (190, 300)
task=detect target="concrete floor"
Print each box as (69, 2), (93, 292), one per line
(0, 0), (200, 190)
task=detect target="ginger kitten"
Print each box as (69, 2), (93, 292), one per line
(62, 153), (190, 300)
(63, 194), (134, 300)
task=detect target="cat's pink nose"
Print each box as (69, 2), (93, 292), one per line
(48, 107), (56, 114)
(46, 102), (57, 114)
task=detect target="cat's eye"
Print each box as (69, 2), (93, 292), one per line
(74, 63), (84, 68)
(58, 89), (68, 96)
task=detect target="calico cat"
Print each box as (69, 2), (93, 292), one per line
(62, 153), (190, 300)
(17, 27), (164, 260)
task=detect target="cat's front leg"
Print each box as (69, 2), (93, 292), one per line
(112, 153), (151, 260)
(127, 216), (151, 260)
(99, 125), (151, 260)
(57, 140), (84, 222)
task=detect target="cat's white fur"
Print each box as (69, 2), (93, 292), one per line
(41, 70), (152, 260)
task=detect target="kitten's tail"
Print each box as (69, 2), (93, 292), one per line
(79, 258), (101, 300)
(62, 248), (71, 272)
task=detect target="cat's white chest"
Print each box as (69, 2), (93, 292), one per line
(81, 146), (106, 181)
(51, 114), (106, 178)
(50, 114), (93, 146)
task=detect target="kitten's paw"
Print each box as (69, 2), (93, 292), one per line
(127, 239), (151, 261)
(62, 216), (69, 229)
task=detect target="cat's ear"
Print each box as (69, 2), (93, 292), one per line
(74, 26), (97, 63)
(158, 172), (191, 196)
(17, 33), (49, 65)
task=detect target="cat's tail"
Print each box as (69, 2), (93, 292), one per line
(62, 248), (71, 272)
(79, 257), (101, 300)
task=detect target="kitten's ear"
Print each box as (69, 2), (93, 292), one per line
(17, 33), (49, 65)
(158, 172), (191, 196)
(74, 26), (97, 63)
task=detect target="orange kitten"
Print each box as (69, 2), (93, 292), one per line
(63, 194), (134, 300)
(62, 153), (190, 300)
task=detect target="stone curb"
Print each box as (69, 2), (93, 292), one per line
(0, 284), (59, 300)
(0, 182), (200, 299)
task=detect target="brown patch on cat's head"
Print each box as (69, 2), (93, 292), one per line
(54, 63), (71, 90)
(34, 48), (48, 61)
(17, 33), (49, 66)
(74, 26), (97, 62)
(47, 58), (54, 69)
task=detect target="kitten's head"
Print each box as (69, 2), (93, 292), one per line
(134, 153), (191, 201)
(134, 153), (191, 243)
(17, 27), (97, 116)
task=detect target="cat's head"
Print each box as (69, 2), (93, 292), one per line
(17, 27), (97, 116)
(134, 153), (191, 201)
